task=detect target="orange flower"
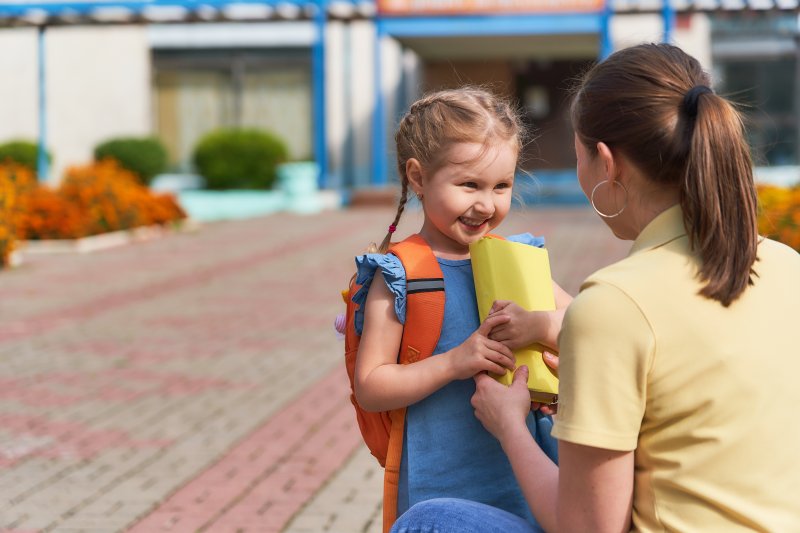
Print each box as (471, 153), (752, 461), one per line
(0, 163), (36, 267)
(757, 184), (800, 252)
(1, 160), (187, 269)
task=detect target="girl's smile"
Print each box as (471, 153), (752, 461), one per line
(407, 141), (517, 259)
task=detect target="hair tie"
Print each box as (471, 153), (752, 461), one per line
(683, 85), (713, 119)
(388, 224), (397, 234)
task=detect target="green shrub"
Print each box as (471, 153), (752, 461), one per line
(94, 137), (168, 185)
(192, 128), (289, 190)
(0, 140), (50, 173)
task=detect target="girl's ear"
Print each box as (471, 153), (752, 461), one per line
(405, 158), (424, 195)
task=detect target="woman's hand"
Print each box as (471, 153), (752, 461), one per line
(531, 351), (559, 415)
(471, 365), (533, 445)
(447, 314), (516, 380)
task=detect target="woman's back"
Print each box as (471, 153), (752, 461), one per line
(557, 205), (800, 531)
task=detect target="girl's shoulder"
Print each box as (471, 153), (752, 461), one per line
(506, 232), (546, 248)
(352, 253), (407, 334)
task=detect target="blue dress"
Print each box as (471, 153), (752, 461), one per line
(353, 234), (559, 531)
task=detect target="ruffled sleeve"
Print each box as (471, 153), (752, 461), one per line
(352, 253), (407, 335)
(507, 232), (546, 248)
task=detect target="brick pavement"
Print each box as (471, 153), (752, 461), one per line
(0, 205), (628, 533)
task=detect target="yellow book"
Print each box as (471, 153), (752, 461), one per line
(470, 236), (559, 404)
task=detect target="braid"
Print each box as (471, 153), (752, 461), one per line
(378, 179), (409, 253)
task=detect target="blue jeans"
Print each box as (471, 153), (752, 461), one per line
(391, 498), (540, 533)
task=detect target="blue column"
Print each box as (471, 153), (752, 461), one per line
(371, 21), (387, 186)
(662, 0), (675, 44)
(311, 0), (328, 188)
(37, 25), (49, 182)
(599, 0), (612, 60)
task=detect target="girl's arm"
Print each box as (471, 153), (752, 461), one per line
(472, 366), (634, 533)
(489, 280), (573, 352)
(355, 270), (515, 413)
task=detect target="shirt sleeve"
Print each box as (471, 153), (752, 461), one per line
(506, 232), (546, 248)
(351, 253), (407, 335)
(551, 281), (655, 451)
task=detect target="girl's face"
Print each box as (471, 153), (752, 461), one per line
(413, 141), (517, 259)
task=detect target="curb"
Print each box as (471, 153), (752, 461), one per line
(18, 220), (202, 256)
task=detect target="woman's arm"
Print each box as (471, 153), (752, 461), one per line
(355, 270), (515, 412)
(472, 367), (634, 533)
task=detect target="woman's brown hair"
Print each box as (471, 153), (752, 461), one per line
(375, 87), (524, 253)
(571, 43), (758, 306)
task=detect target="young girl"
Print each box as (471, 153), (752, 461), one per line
(353, 87), (571, 530)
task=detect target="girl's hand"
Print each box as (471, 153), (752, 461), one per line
(448, 314), (516, 380)
(472, 365), (532, 444)
(487, 300), (540, 350)
(489, 300), (564, 352)
(531, 351), (559, 415)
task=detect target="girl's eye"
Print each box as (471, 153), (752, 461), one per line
(462, 182), (478, 189)
(494, 182), (511, 190)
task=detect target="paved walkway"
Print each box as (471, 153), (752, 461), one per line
(0, 205), (628, 533)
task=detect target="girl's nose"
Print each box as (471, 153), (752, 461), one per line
(472, 192), (495, 216)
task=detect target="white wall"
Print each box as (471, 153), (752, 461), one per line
(0, 29), (39, 143)
(0, 25), (150, 183)
(611, 13), (712, 70)
(326, 21), (346, 188)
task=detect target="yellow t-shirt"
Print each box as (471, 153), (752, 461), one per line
(552, 205), (800, 532)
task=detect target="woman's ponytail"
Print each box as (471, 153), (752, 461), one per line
(681, 90), (758, 306)
(571, 44), (760, 307)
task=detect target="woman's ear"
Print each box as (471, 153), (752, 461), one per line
(596, 142), (621, 183)
(406, 158), (424, 196)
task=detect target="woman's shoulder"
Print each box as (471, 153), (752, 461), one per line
(759, 237), (800, 264)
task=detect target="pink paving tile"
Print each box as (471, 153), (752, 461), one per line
(0, 414), (172, 469)
(127, 365), (363, 533)
(0, 217), (366, 345)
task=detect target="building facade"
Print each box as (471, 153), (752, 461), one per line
(0, 1), (797, 189)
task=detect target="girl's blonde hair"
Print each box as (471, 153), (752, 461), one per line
(376, 87), (525, 253)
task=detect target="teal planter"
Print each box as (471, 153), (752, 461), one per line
(177, 190), (286, 221)
(277, 161), (320, 214)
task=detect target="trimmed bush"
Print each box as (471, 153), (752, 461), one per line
(192, 128), (289, 190)
(0, 140), (50, 173)
(94, 137), (168, 185)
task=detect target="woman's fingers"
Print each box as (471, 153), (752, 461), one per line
(543, 351), (559, 370)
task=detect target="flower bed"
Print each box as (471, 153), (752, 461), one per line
(0, 160), (186, 268)
(757, 183), (800, 252)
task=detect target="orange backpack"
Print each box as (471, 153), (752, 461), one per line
(342, 234), (445, 533)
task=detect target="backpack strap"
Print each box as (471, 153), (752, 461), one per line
(382, 233), (445, 532)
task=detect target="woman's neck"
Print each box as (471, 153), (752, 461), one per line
(616, 179), (680, 240)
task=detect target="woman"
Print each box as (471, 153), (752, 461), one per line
(391, 43), (800, 532)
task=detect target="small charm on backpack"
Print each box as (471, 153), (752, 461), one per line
(334, 313), (346, 339)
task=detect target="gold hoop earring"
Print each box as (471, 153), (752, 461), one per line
(590, 179), (628, 218)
